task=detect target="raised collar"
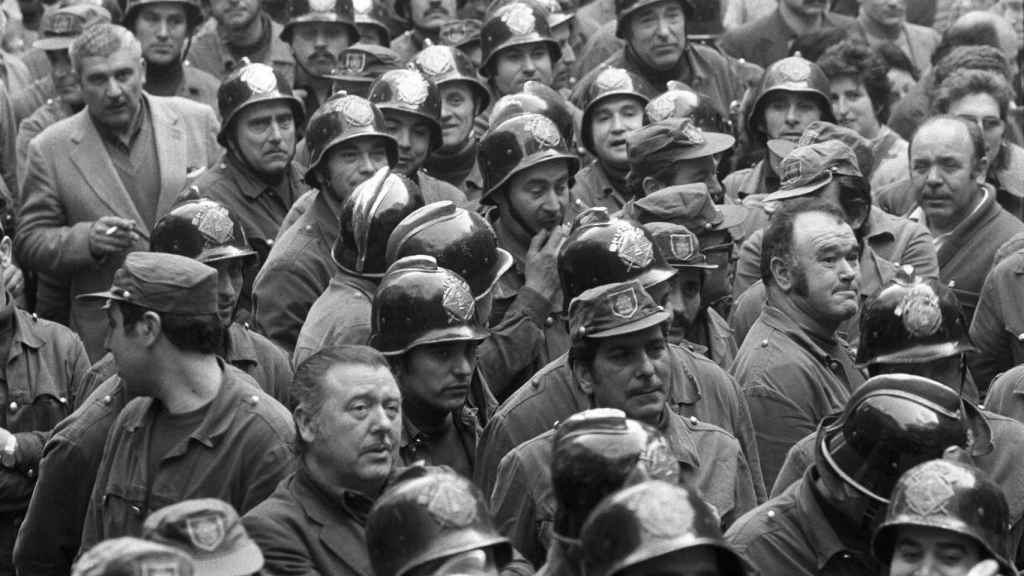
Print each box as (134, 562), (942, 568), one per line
(660, 408), (702, 472)
(864, 205), (899, 242)
(224, 322), (259, 366)
(759, 305), (845, 366)
(224, 152), (302, 202)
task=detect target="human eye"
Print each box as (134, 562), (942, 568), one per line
(349, 400), (370, 419)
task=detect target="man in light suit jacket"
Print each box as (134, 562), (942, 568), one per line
(15, 23), (221, 360)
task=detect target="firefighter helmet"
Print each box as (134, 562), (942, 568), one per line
(150, 198), (257, 265)
(281, 0), (359, 44)
(746, 55), (834, 143)
(304, 94), (399, 187)
(123, 0), (202, 32)
(615, 0), (694, 38)
(479, 1), (561, 76)
(216, 61), (305, 147)
(368, 68), (444, 151)
(478, 112), (579, 201)
(412, 44), (491, 114)
(580, 66), (654, 156)
(489, 81), (575, 143)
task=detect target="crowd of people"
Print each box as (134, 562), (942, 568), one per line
(0, 0), (1017, 574)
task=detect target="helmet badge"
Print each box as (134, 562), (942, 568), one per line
(775, 58), (813, 83)
(184, 514), (227, 552)
(595, 68), (633, 93)
(903, 465), (964, 518)
(526, 115), (561, 148)
(338, 96), (375, 127)
(396, 72), (430, 106)
(193, 203), (235, 245)
(344, 51), (367, 73)
(309, 0), (338, 12)
(646, 95), (675, 123)
(502, 3), (536, 35)
(416, 480), (479, 528)
(895, 283), (942, 338)
(679, 120), (705, 145)
(628, 490), (695, 538)
(353, 0), (371, 13)
(668, 233), (695, 261)
(609, 222), (654, 270)
(140, 560), (182, 576)
(608, 285), (639, 319)
(417, 47), (454, 77)
(442, 274), (475, 323)
(240, 64), (278, 94)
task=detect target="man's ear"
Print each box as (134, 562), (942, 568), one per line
(0, 236), (12, 268)
(770, 255), (795, 292)
(573, 357), (595, 395)
(641, 176), (663, 197)
(137, 311), (164, 348)
(973, 154), (991, 185)
(294, 407), (319, 445)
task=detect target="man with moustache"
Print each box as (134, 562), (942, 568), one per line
(391, 0), (460, 62)
(123, 0), (219, 110)
(243, 345), (402, 576)
(187, 0), (294, 82)
(16, 24), (222, 361)
(905, 115), (1024, 324)
(731, 198), (865, 486)
(718, 0), (855, 69)
(187, 61), (306, 264)
(282, 0), (359, 114)
(843, 0), (940, 77)
(479, 1), (562, 99)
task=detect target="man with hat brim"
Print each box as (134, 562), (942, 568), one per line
(476, 210), (763, 502)
(71, 537), (194, 576)
(251, 94), (398, 353)
(569, 0), (744, 138)
(729, 197), (865, 486)
(390, 0), (462, 62)
(325, 43), (403, 98)
(185, 61), (308, 267)
(367, 470), (514, 576)
(143, 499), (265, 576)
(439, 19), (484, 68)
(186, 0), (295, 83)
(583, 480), (749, 576)
(641, 221), (738, 370)
(370, 256), (496, 478)
(570, 66), (654, 214)
(291, 167), (425, 364)
(717, 1), (854, 68)
(353, 0), (394, 46)
(282, 0), (360, 113)
(479, 0), (561, 98)
(412, 44), (491, 201)
(368, 68), (468, 204)
(78, 252), (293, 548)
(122, 0), (219, 110)
(722, 55), (835, 203)
(491, 280), (758, 566)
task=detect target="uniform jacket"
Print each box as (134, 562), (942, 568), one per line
(969, 249), (1024, 390)
(175, 65), (222, 114)
(15, 94), (221, 360)
(718, 9), (856, 69)
(224, 323), (294, 406)
(15, 98), (72, 195)
(725, 469), (880, 576)
(869, 125), (909, 192)
(731, 305), (865, 486)
(292, 271), (377, 366)
(842, 17), (940, 78)
(80, 362), (294, 548)
(186, 15), (295, 83)
(570, 160), (630, 214)
(243, 467), (374, 576)
(475, 344), (765, 500)
(677, 307), (739, 372)
(722, 160), (775, 205)
(491, 408), (757, 566)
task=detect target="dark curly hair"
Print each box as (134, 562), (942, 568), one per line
(817, 39), (894, 124)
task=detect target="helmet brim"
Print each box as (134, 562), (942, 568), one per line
(859, 341), (976, 367)
(306, 133), (400, 187)
(485, 153), (581, 200)
(218, 95), (307, 147)
(872, 522), (1016, 576)
(480, 38), (562, 76)
(478, 248), (514, 300)
(281, 18), (360, 44)
(375, 325), (489, 356)
(583, 309), (671, 340)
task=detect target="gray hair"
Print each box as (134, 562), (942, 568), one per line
(69, 23), (141, 74)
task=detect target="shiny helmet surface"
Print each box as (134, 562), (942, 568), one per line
(368, 68), (444, 151)
(304, 94), (399, 186)
(216, 61), (305, 147)
(477, 112), (579, 201)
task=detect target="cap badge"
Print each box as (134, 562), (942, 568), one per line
(395, 72), (430, 107)
(595, 68), (633, 93)
(609, 222), (654, 270)
(417, 47), (454, 77)
(526, 115), (561, 148)
(141, 560), (182, 576)
(895, 283), (942, 338)
(608, 285), (640, 319)
(417, 480), (479, 527)
(775, 57), (813, 83)
(440, 20), (471, 44)
(903, 467), (964, 518)
(185, 514), (227, 552)
(343, 51), (367, 73)
(193, 203), (235, 245)
(353, 0), (372, 13)
(679, 120), (705, 145)
(309, 0), (338, 12)
(646, 94), (676, 123)
(442, 274), (475, 323)
(49, 12), (82, 35)
(239, 64), (278, 94)
(337, 96), (375, 127)
(628, 490), (693, 538)
(668, 233), (695, 261)
(502, 3), (536, 36)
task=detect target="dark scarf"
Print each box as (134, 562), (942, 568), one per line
(424, 139), (479, 188)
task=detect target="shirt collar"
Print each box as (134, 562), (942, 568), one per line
(224, 152), (302, 201)
(760, 305), (845, 367)
(660, 408), (702, 472)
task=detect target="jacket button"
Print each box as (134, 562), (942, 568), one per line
(26, 469), (35, 479)
(59, 396), (68, 405)
(131, 505), (142, 515)
(102, 395), (112, 405)
(544, 316), (554, 327)
(7, 402), (16, 412)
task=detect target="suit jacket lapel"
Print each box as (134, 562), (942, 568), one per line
(150, 95), (186, 219)
(294, 472), (373, 576)
(69, 113), (144, 223)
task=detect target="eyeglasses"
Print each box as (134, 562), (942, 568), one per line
(956, 114), (1004, 132)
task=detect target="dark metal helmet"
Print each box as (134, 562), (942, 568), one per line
(857, 273), (974, 366)
(366, 469), (512, 576)
(439, 19), (483, 50)
(580, 67), (653, 156)
(353, 0), (391, 43)
(615, 0), (693, 37)
(123, 0), (202, 31)
(327, 44), (404, 98)
(217, 61), (306, 147)
(412, 45), (492, 114)
(581, 480), (747, 576)
(478, 112), (580, 201)
(818, 373), (993, 506)
(746, 55), (834, 142)
(872, 459), (1014, 575)
(552, 409), (679, 535)
(368, 69), (444, 151)
(281, 0), (359, 44)
(304, 94), (398, 187)
(558, 208), (676, 301)
(479, 1), (561, 76)
(386, 201), (514, 299)
(489, 81), (575, 143)
(150, 198), (257, 264)
(371, 255), (489, 355)
(333, 167), (425, 279)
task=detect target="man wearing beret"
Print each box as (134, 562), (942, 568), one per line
(490, 280), (758, 567)
(78, 252), (294, 548)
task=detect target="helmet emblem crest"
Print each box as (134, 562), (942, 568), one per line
(395, 72), (430, 106)
(501, 3), (536, 35)
(679, 119), (705, 145)
(353, 0), (372, 13)
(526, 115), (561, 148)
(417, 47), (454, 77)
(608, 285), (639, 319)
(442, 274), (475, 323)
(646, 94), (676, 122)
(309, 0), (337, 12)
(609, 223), (654, 270)
(628, 491), (695, 538)
(416, 480), (478, 527)
(895, 283), (942, 338)
(193, 203), (235, 245)
(903, 467), (959, 518)
(338, 96), (375, 127)
(775, 58), (813, 83)
(595, 68), (633, 93)
(239, 64), (278, 94)
(668, 233), (695, 261)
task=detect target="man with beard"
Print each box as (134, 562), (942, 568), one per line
(367, 68), (466, 203)
(479, 1), (561, 99)
(187, 0), (294, 82)
(491, 281), (757, 566)
(412, 44), (490, 201)
(123, 0), (219, 111)
(282, 0), (359, 114)
(731, 198), (865, 486)
(187, 61), (306, 263)
(371, 256), (496, 479)
(718, 0), (855, 69)
(905, 115), (1023, 324)
(391, 0), (460, 62)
